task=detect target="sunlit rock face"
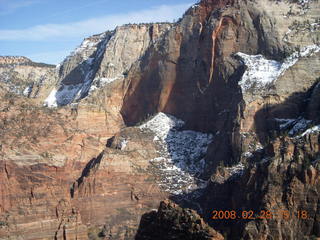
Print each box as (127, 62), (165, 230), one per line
(0, 56), (57, 103)
(45, 23), (172, 107)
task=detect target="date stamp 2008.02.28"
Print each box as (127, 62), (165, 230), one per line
(211, 210), (309, 220)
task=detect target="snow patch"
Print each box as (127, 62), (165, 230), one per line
(63, 32), (108, 63)
(227, 163), (245, 177)
(275, 117), (313, 136)
(236, 52), (281, 92)
(242, 152), (253, 158)
(44, 33), (112, 107)
(73, 70), (94, 101)
(89, 75), (124, 94)
(281, 45), (320, 70)
(100, 77), (119, 85)
(67, 35), (106, 60)
(298, 0), (311, 5)
(23, 85), (32, 97)
(86, 58), (94, 65)
(140, 113), (184, 140)
(120, 139), (128, 151)
(288, 119), (312, 136)
(55, 63), (61, 71)
(44, 89), (58, 107)
(75, 39), (97, 54)
(236, 45), (320, 92)
(298, 125), (320, 138)
(261, 157), (272, 164)
(44, 83), (83, 107)
(191, 3), (199, 9)
(275, 118), (297, 129)
(140, 113), (213, 195)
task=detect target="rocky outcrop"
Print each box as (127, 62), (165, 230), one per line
(95, 24), (172, 80)
(68, 113), (215, 239)
(0, 56), (32, 65)
(193, 35), (320, 239)
(0, 57), (57, 103)
(0, 23), (174, 240)
(135, 200), (224, 240)
(119, 0), (319, 174)
(200, 124), (320, 240)
(120, 0), (306, 174)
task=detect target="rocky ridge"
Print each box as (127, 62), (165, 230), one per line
(0, 56), (32, 65)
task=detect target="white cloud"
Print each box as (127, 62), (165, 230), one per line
(0, 3), (192, 41)
(0, 0), (42, 15)
(47, 0), (112, 18)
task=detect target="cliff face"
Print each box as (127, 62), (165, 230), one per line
(0, 24), (175, 240)
(0, 0), (319, 239)
(121, 0), (289, 126)
(0, 56), (57, 103)
(45, 23), (172, 107)
(120, 0), (320, 239)
(0, 90), (106, 239)
(0, 93), (163, 239)
(120, 0), (285, 173)
(43, 23), (173, 139)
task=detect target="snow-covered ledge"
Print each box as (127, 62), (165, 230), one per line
(139, 112), (213, 195)
(236, 45), (320, 93)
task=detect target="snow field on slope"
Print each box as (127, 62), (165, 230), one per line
(140, 112), (213, 195)
(236, 45), (320, 92)
(44, 83), (83, 107)
(297, 125), (320, 138)
(45, 33), (117, 107)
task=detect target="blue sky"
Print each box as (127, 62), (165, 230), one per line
(0, 0), (194, 64)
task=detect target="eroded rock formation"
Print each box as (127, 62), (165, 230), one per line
(136, 200), (224, 240)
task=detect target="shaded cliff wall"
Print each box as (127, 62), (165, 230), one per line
(121, 0), (291, 172)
